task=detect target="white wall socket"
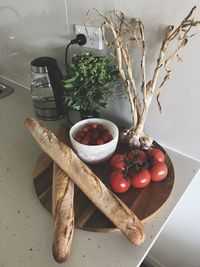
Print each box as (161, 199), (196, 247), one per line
(75, 25), (104, 50)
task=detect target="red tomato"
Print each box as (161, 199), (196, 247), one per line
(147, 148), (165, 162)
(107, 134), (113, 142)
(91, 123), (98, 129)
(81, 138), (89, 145)
(150, 162), (168, 182)
(96, 139), (104, 145)
(109, 171), (130, 193)
(85, 123), (92, 129)
(82, 126), (89, 133)
(101, 132), (109, 142)
(76, 131), (84, 138)
(127, 149), (146, 161)
(130, 168), (151, 188)
(110, 154), (126, 170)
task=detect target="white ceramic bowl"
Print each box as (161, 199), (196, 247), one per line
(69, 118), (119, 164)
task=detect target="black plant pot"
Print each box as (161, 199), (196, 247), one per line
(80, 110), (99, 120)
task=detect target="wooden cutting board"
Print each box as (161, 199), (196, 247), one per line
(33, 129), (174, 232)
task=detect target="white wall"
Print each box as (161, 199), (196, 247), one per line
(0, 0), (200, 266)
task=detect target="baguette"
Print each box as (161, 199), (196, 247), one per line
(25, 117), (145, 245)
(52, 124), (74, 263)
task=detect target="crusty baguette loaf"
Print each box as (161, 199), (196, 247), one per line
(25, 117), (145, 245)
(52, 124), (74, 263)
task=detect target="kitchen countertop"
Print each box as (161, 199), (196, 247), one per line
(0, 80), (200, 267)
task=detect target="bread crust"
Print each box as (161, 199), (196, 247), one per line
(52, 165), (74, 262)
(52, 124), (74, 263)
(25, 117), (145, 245)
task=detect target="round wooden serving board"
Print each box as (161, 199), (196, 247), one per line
(33, 142), (174, 232)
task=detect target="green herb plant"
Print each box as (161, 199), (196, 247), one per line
(63, 52), (119, 113)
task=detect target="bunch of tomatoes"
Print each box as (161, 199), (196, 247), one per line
(109, 148), (168, 193)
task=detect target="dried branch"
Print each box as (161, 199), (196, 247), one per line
(155, 6), (200, 112)
(138, 20), (147, 103)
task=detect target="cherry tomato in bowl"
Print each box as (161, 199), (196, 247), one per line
(109, 170), (130, 193)
(73, 122), (114, 146)
(69, 118), (119, 164)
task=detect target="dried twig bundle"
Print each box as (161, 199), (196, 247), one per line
(86, 6), (200, 149)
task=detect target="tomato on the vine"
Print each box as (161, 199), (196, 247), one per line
(130, 168), (151, 188)
(147, 148), (165, 162)
(150, 162), (168, 182)
(109, 170), (130, 193)
(109, 145), (169, 193)
(110, 154), (126, 170)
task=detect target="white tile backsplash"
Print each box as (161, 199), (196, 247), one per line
(0, 0), (69, 87)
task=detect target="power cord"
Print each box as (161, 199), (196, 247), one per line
(65, 34), (87, 70)
(64, 34), (87, 125)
